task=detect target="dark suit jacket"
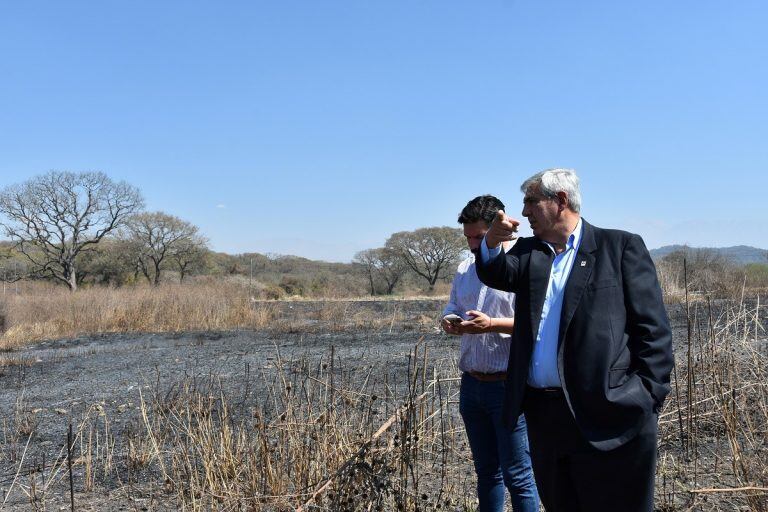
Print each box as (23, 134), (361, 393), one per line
(475, 220), (673, 450)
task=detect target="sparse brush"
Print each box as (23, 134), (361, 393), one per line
(657, 293), (768, 511)
(2, 275), (766, 510)
(99, 342), (467, 511)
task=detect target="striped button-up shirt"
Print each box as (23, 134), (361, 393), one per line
(443, 250), (515, 374)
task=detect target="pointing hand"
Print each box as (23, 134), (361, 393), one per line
(486, 210), (520, 249)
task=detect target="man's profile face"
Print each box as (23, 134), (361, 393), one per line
(463, 220), (489, 255)
(522, 185), (560, 241)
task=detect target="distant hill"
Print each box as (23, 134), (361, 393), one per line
(650, 245), (768, 265)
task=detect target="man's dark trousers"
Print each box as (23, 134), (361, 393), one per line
(524, 386), (657, 511)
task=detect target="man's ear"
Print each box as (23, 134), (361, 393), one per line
(556, 191), (569, 212)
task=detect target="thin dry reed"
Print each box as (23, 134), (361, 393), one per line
(2, 342), (473, 511)
(657, 293), (768, 511)
(123, 341), (469, 511)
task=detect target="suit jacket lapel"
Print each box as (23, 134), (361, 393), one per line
(559, 221), (596, 344)
(529, 241), (554, 347)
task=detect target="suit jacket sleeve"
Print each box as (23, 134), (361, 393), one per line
(475, 242), (521, 293)
(622, 233), (674, 410)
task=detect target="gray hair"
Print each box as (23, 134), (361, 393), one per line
(520, 168), (581, 213)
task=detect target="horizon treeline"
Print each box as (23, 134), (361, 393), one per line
(0, 170), (469, 298)
(1, 171), (766, 300)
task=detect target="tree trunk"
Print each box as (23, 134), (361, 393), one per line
(140, 260), (152, 284)
(62, 262), (78, 292)
(179, 263), (187, 283)
(68, 271), (78, 292)
(153, 261), (162, 286)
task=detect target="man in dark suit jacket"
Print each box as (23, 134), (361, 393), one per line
(475, 168), (673, 511)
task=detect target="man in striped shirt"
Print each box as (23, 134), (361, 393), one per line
(442, 195), (539, 512)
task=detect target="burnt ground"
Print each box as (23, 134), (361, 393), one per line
(0, 298), (762, 511)
(0, 299), (455, 510)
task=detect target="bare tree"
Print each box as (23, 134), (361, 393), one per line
(126, 212), (202, 286)
(385, 226), (465, 292)
(169, 235), (209, 283)
(353, 249), (379, 295)
(376, 247), (409, 294)
(354, 248), (410, 295)
(0, 171), (144, 291)
(368, 247), (409, 295)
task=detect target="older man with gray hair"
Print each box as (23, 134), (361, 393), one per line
(475, 168), (673, 511)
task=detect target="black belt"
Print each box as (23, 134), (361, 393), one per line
(526, 385), (564, 397)
(466, 371), (507, 382)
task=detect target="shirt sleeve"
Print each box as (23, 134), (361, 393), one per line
(442, 271), (462, 317)
(479, 234), (502, 264)
(495, 291), (515, 339)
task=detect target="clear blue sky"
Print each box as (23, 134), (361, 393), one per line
(1, 1), (766, 262)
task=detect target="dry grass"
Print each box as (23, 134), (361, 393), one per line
(0, 280), (445, 351)
(0, 281), (279, 350)
(2, 304), (767, 510)
(128, 341), (470, 511)
(112, 301), (768, 511)
(2, 341), (477, 511)
(2, 278), (766, 510)
(656, 295), (768, 511)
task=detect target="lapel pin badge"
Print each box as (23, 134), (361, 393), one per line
(580, 260), (586, 267)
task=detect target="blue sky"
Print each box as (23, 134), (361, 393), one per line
(1, 1), (766, 262)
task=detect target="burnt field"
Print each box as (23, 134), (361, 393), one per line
(0, 298), (766, 511)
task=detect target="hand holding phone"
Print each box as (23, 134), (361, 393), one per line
(443, 314), (463, 324)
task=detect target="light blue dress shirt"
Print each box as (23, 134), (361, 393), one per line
(480, 219), (583, 388)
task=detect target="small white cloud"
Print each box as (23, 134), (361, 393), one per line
(216, 204), (227, 209)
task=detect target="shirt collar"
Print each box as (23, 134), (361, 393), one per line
(543, 217), (583, 255)
(568, 217), (583, 252)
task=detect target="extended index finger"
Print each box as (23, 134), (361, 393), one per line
(495, 210), (520, 229)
